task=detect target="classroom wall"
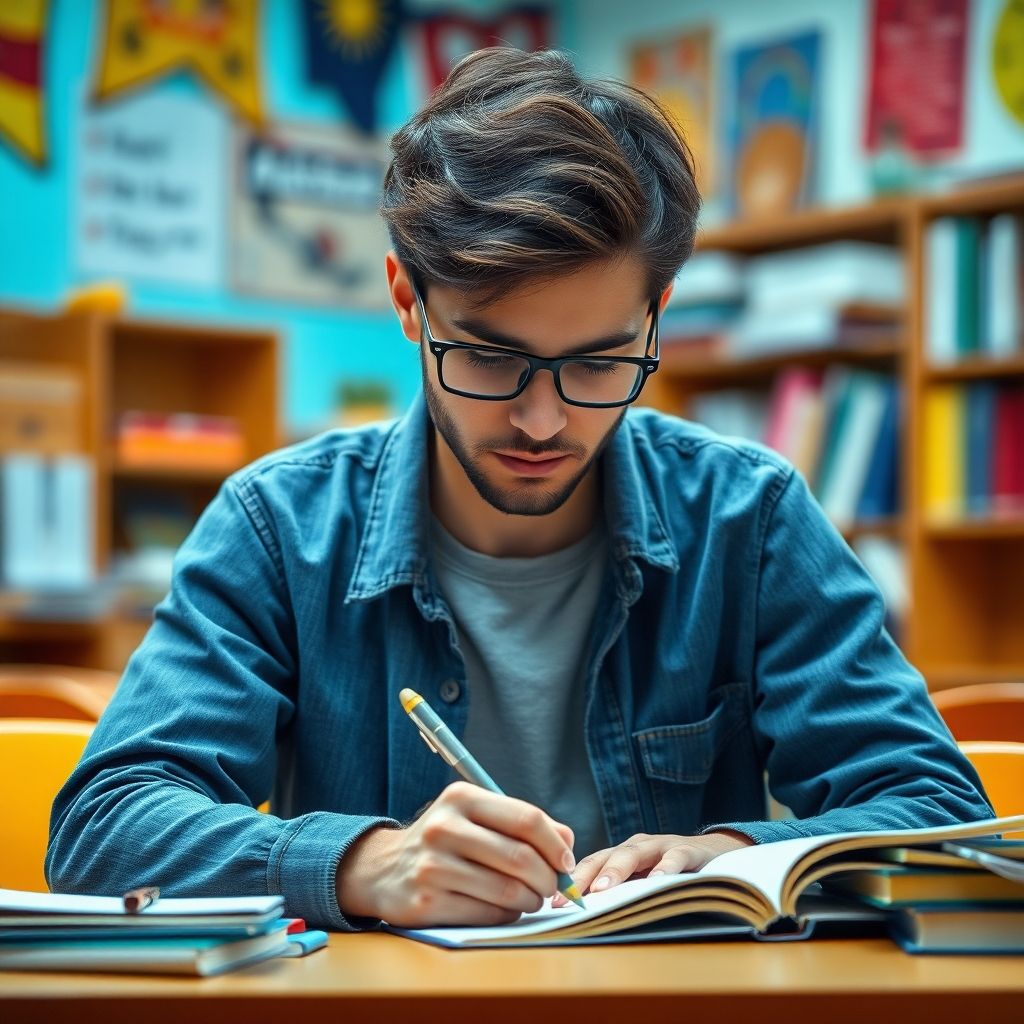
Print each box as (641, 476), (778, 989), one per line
(0, 0), (576, 437)
(569, 0), (1024, 222)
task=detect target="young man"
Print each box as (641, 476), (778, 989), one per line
(48, 48), (990, 931)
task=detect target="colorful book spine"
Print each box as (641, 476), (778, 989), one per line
(992, 386), (1024, 516)
(926, 218), (957, 364)
(855, 376), (900, 520)
(984, 214), (1022, 358)
(953, 218), (982, 357)
(923, 385), (965, 521)
(964, 381), (996, 517)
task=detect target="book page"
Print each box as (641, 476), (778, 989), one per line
(0, 889), (283, 918)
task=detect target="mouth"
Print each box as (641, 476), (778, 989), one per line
(493, 451), (571, 477)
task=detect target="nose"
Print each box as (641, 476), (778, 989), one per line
(507, 368), (568, 441)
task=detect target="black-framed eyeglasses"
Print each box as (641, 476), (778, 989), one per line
(412, 284), (660, 409)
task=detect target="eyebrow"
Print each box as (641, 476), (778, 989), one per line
(447, 314), (647, 357)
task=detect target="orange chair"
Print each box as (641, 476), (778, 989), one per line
(931, 682), (1024, 742)
(958, 740), (1024, 838)
(0, 718), (93, 891)
(0, 664), (116, 721)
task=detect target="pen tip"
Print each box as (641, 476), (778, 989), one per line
(562, 882), (585, 908)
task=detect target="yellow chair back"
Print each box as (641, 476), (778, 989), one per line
(0, 719), (92, 891)
(959, 740), (1024, 839)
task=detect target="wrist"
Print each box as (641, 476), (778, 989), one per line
(336, 825), (400, 921)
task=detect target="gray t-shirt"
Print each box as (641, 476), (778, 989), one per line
(430, 518), (610, 859)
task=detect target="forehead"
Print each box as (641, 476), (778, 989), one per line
(427, 257), (651, 352)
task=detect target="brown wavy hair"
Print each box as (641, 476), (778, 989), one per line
(380, 47), (701, 307)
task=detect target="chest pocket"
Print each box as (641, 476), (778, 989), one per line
(632, 683), (748, 835)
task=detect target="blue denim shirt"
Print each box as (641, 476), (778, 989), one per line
(47, 395), (992, 930)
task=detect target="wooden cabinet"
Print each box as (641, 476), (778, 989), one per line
(0, 309), (279, 671)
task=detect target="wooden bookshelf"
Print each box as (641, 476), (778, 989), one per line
(648, 176), (1024, 691)
(0, 308), (280, 672)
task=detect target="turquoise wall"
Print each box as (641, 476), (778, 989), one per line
(0, 0), (576, 436)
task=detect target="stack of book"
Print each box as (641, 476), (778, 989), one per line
(926, 214), (1023, 363)
(0, 890), (326, 976)
(822, 839), (1024, 954)
(116, 412), (245, 473)
(923, 382), (1024, 521)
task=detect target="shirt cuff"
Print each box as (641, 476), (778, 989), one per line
(268, 811), (400, 931)
(700, 820), (807, 845)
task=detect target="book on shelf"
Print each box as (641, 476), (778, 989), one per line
(923, 381), (1024, 522)
(923, 384), (966, 520)
(815, 370), (891, 529)
(927, 213), (1023, 364)
(0, 454), (95, 590)
(116, 411), (245, 472)
(688, 389), (769, 444)
(993, 386), (1024, 516)
(388, 815), (1024, 949)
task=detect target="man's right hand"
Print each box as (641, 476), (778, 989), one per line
(335, 781), (576, 927)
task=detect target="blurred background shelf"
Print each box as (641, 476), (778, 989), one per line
(0, 311), (279, 671)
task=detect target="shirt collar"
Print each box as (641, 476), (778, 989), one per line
(345, 394), (678, 604)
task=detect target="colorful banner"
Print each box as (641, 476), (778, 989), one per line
(993, 0), (1024, 128)
(418, 7), (550, 92)
(93, 0), (264, 125)
(75, 90), (228, 289)
(300, 0), (403, 134)
(631, 27), (714, 198)
(230, 120), (391, 308)
(0, 0), (48, 166)
(728, 30), (820, 217)
(864, 0), (968, 156)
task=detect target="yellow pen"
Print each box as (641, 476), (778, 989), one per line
(399, 687), (585, 909)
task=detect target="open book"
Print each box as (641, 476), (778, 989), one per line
(389, 814), (1024, 948)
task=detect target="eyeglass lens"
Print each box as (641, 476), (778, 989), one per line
(441, 348), (644, 404)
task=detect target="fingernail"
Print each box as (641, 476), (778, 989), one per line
(649, 869), (665, 877)
(562, 850), (575, 872)
(592, 875), (610, 891)
(551, 895), (565, 907)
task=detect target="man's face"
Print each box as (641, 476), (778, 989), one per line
(416, 257), (656, 517)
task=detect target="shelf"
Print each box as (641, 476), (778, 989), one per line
(696, 198), (909, 253)
(926, 354), (1024, 382)
(112, 458), (244, 484)
(841, 517), (904, 543)
(660, 338), (903, 384)
(926, 666), (1024, 690)
(924, 519), (1024, 541)
(919, 174), (1024, 219)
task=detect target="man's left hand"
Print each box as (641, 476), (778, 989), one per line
(551, 830), (755, 907)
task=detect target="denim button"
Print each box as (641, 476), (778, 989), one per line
(439, 679), (461, 703)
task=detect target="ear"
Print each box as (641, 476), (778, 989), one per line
(385, 250), (422, 345)
(658, 280), (674, 312)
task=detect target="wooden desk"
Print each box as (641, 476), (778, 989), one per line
(2, 933), (1022, 1024)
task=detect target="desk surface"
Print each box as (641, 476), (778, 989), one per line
(3, 933), (1024, 1024)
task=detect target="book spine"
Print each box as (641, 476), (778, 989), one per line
(926, 218), (958, 364)
(954, 218), (982, 357)
(984, 214), (1022, 358)
(923, 384), (965, 521)
(855, 376), (900, 520)
(992, 386), (1024, 515)
(964, 381), (996, 517)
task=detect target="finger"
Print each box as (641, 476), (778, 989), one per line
(440, 852), (548, 914)
(648, 844), (705, 877)
(588, 838), (664, 892)
(565, 848), (616, 898)
(432, 815), (559, 901)
(449, 784), (576, 877)
(401, 886), (523, 929)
